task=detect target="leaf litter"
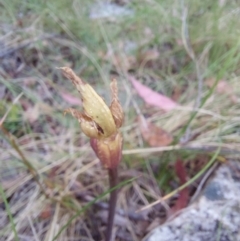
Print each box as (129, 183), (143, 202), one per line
(1, 51), (240, 241)
(129, 76), (179, 112)
(1, 2), (240, 241)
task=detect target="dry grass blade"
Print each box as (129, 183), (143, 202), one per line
(138, 148), (220, 212)
(1, 1), (240, 240)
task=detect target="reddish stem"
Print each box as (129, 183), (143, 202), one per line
(105, 167), (118, 241)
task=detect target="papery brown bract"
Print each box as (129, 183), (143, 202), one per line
(109, 79), (124, 128)
(90, 132), (123, 169)
(60, 67), (117, 138)
(61, 67), (124, 169)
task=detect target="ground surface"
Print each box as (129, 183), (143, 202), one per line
(143, 160), (240, 241)
(0, 1), (240, 241)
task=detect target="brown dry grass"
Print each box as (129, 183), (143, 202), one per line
(1, 1), (240, 240)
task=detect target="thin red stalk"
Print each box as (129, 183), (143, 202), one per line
(106, 167), (118, 241)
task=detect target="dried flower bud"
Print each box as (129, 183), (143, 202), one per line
(90, 132), (123, 169)
(60, 67), (124, 169)
(60, 67), (118, 138)
(64, 108), (101, 138)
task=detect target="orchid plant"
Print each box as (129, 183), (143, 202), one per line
(60, 67), (124, 241)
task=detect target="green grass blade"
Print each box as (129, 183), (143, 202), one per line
(0, 183), (19, 241)
(52, 176), (137, 241)
(176, 42), (240, 142)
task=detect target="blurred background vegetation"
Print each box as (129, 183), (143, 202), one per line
(1, 0), (240, 240)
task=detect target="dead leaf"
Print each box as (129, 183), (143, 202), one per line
(39, 204), (52, 219)
(139, 117), (173, 147)
(129, 76), (178, 111)
(170, 160), (189, 214)
(60, 91), (82, 105)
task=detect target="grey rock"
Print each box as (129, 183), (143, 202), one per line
(89, 2), (134, 20)
(143, 161), (240, 241)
